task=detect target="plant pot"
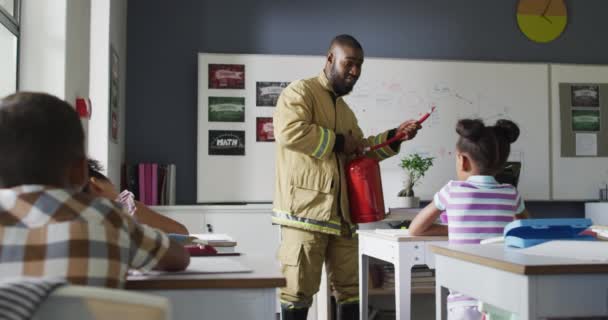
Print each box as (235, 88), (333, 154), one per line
(400, 196), (420, 208)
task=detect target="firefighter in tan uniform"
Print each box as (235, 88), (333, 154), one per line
(273, 34), (420, 320)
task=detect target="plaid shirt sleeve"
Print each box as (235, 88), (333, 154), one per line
(123, 215), (170, 271)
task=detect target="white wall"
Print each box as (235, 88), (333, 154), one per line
(65, 0), (91, 107)
(19, 0), (127, 186)
(19, 0), (68, 97)
(89, 0), (127, 185)
(0, 24), (18, 97)
(88, 0), (110, 177)
(19, 0), (91, 137)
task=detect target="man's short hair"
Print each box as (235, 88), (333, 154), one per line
(0, 92), (85, 187)
(329, 34), (363, 51)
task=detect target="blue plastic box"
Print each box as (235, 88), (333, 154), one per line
(504, 218), (595, 248)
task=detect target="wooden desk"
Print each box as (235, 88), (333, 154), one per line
(358, 230), (448, 320)
(127, 255), (285, 320)
(431, 243), (608, 320)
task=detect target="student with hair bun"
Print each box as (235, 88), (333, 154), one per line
(409, 118), (530, 320)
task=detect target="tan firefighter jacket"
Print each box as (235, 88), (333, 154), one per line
(272, 71), (402, 236)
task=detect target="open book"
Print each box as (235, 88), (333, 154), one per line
(168, 233), (238, 253)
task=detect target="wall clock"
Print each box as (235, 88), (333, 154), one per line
(517, 0), (567, 43)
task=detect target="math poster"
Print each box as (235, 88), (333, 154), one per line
(209, 130), (245, 156)
(209, 64), (245, 89)
(256, 117), (275, 142)
(256, 81), (290, 106)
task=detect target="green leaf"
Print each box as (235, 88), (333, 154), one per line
(397, 153), (434, 196)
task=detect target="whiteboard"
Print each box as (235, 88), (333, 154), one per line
(197, 53), (551, 205)
(551, 64), (608, 200)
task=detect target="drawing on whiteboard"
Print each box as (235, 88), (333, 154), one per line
(402, 91), (425, 109)
(386, 81), (402, 93)
(454, 93), (474, 105)
(431, 82), (451, 100)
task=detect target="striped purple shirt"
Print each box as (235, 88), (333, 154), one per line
(434, 176), (525, 311)
(434, 175), (525, 245)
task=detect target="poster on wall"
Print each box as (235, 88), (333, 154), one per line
(572, 110), (601, 132)
(208, 64), (245, 89)
(256, 81), (290, 106)
(209, 130), (245, 155)
(256, 117), (275, 142)
(109, 45), (119, 142)
(571, 85), (600, 107)
(208, 97), (245, 122)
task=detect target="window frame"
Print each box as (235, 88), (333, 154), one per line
(0, 0), (20, 92)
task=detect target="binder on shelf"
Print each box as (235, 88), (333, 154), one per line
(151, 163), (158, 205)
(138, 163), (146, 204)
(124, 162), (177, 205)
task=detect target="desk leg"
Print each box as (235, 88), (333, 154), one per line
(395, 261), (411, 320)
(435, 284), (447, 320)
(359, 253), (369, 320)
(518, 277), (537, 320)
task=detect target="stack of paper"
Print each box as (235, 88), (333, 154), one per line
(375, 229), (410, 237)
(591, 225), (608, 240)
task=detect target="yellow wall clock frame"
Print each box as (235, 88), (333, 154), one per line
(517, 0), (567, 43)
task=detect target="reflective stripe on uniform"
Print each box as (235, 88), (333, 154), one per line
(312, 127), (331, 159)
(374, 135), (391, 159)
(272, 209), (341, 235)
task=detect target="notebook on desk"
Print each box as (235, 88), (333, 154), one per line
(130, 257), (253, 276)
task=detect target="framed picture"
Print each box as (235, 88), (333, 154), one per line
(209, 130), (245, 156)
(256, 117), (275, 142)
(209, 64), (245, 89)
(109, 45), (119, 143)
(256, 81), (289, 106)
(208, 97), (245, 122)
(572, 110), (601, 132)
(571, 85), (600, 107)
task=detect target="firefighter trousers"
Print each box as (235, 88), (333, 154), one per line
(277, 226), (359, 309)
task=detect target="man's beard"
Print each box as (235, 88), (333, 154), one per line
(329, 65), (357, 96)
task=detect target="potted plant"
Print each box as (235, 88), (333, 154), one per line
(398, 154), (434, 208)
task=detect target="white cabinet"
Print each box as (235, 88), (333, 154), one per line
(150, 204), (280, 257)
(585, 202), (608, 225)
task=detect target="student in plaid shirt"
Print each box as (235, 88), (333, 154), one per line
(0, 92), (190, 288)
(84, 158), (189, 235)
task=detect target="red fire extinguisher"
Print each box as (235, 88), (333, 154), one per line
(346, 133), (404, 223)
(347, 107), (435, 223)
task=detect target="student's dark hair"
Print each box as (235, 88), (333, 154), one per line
(83, 158), (109, 193)
(329, 34), (363, 50)
(87, 159), (108, 181)
(456, 119), (520, 175)
(0, 92), (85, 187)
